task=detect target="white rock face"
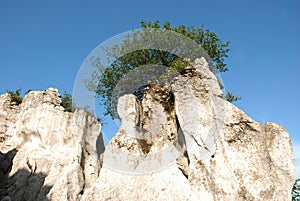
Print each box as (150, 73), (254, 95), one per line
(0, 58), (296, 201)
(171, 59), (295, 200)
(0, 88), (104, 201)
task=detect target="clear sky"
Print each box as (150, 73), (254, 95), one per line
(0, 0), (299, 177)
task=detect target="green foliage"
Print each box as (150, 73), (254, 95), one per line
(7, 89), (23, 105)
(140, 20), (230, 72)
(88, 20), (240, 118)
(293, 179), (300, 201)
(225, 92), (241, 103)
(60, 91), (73, 112)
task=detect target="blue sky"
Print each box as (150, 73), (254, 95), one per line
(0, 0), (299, 177)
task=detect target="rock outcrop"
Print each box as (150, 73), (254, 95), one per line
(79, 58), (295, 201)
(0, 88), (104, 201)
(0, 58), (296, 201)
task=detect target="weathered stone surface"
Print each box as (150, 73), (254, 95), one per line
(0, 88), (104, 201)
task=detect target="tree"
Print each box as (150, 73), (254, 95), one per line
(60, 91), (73, 112)
(88, 20), (239, 118)
(293, 179), (300, 201)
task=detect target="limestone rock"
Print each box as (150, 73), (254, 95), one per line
(0, 57), (296, 201)
(0, 88), (104, 201)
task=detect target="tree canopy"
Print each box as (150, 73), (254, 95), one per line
(87, 20), (239, 118)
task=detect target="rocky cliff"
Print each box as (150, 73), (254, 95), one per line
(0, 59), (296, 201)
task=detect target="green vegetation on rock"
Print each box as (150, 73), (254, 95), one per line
(6, 89), (23, 105)
(87, 20), (240, 118)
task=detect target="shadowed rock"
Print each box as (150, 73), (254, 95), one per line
(0, 149), (17, 187)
